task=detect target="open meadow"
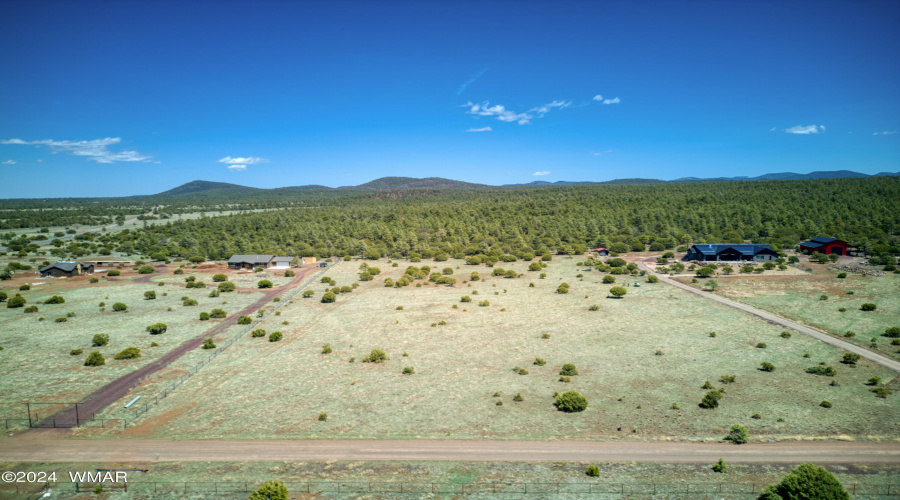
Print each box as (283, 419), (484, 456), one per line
(98, 258), (898, 441)
(0, 267), (265, 423)
(699, 264), (900, 361)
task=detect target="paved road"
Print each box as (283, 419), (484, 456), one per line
(635, 261), (900, 374)
(0, 436), (897, 463)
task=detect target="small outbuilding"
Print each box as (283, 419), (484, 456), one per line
(685, 244), (778, 262)
(300, 257), (317, 265)
(799, 237), (855, 256)
(270, 256), (294, 269)
(595, 247), (609, 256)
(39, 261), (95, 278)
(227, 254), (275, 269)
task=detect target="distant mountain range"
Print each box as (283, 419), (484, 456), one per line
(152, 170), (899, 198)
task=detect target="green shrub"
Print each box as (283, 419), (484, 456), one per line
(478, 300), (490, 307)
(883, 326), (900, 338)
(302, 289), (315, 298)
(588, 304), (599, 311)
(362, 349), (388, 363)
(114, 347), (141, 359)
(560, 363), (578, 376)
(7, 295), (26, 308)
(318, 413), (327, 421)
(760, 362), (776, 372)
(268, 331), (283, 342)
(699, 390), (722, 409)
(860, 303), (877, 311)
(237, 315), (252, 325)
(844, 331), (856, 337)
(460, 295), (472, 303)
(257, 279), (274, 289)
(185, 280), (206, 289)
(112, 302), (127, 312)
(514, 366), (529, 375)
(602, 275), (616, 284)
(555, 283), (569, 294)
(146, 322), (167, 334)
(780, 331), (791, 339)
(841, 353), (860, 364)
(107, 270), (120, 276)
(0, 291), (6, 302)
(321, 291), (336, 303)
(201, 338), (216, 350)
(758, 463), (850, 500)
(218, 281), (236, 292)
(19, 284), (30, 291)
(55, 317), (67, 323)
(173, 268), (183, 275)
(554, 390), (588, 412)
(866, 376), (881, 386)
(586, 464), (600, 477)
(24, 305), (38, 313)
(608, 286), (627, 298)
(43, 295), (66, 304)
(182, 298), (198, 306)
(70, 348), (83, 355)
(84, 351), (105, 366)
(321, 343), (333, 354)
(92, 333), (110, 346)
(212, 273), (227, 282)
(284, 269), (295, 277)
(137, 265), (154, 274)
(871, 387), (892, 398)
(726, 424), (748, 444)
(756, 342), (767, 349)
(712, 458), (728, 473)
(402, 366), (415, 375)
(251, 329), (266, 338)
(806, 365), (836, 376)
(209, 308), (226, 318)
(534, 358), (546, 366)
(541, 333), (551, 339)
(513, 393), (524, 402)
(820, 400), (832, 408)
(559, 376), (571, 383)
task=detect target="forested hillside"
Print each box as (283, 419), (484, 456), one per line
(95, 177), (899, 261)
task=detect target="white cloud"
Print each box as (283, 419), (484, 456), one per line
(532, 171), (550, 176)
(593, 95), (603, 101)
(602, 97), (620, 104)
(218, 156), (269, 165)
(1, 160), (15, 165)
(785, 125), (825, 134)
(873, 131), (897, 135)
(462, 101), (533, 125)
(770, 127), (776, 132)
(0, 137), (152, 163)
(530, 100), (571, 117)
(36, 159), (42, 163)
(590, 150), (612, 156)
(466, 126), (492, 132)
(227, 164), (247, 171)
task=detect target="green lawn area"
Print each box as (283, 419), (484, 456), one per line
(107, 258), (898, 441)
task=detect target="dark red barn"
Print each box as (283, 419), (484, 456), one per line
(799, 237), (853, 255)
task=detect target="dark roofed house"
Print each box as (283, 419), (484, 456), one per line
(39, 261), (95, 278)
(685, 244), (778, 262)
(227, 254), (274, 269)
(799, 237), (854, 256)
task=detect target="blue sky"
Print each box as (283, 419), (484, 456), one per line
(1, 0), (898, 198)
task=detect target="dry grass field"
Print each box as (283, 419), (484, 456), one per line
(0, 270), (264, 419)
(700, 265), (900, 360)
(100, 258), (898, 441)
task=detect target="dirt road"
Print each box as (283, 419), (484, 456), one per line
(0, 436), (897, 463)
(41, 265), (321, 426)
(635, 261), (900, 374)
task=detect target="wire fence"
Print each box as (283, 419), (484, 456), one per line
(0, 262), (338, 431)
(7, 481), (895, 498)
(122, 261), (337, 425)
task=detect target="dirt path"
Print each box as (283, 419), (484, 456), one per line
(635, 260), (900, 373)
(41, 266), (320, 426)
(0, 436), (897, 463)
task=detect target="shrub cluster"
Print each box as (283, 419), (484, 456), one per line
(362, 349), (388, 363)
(114, 347), (142, 359)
